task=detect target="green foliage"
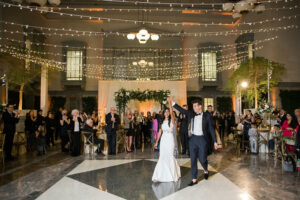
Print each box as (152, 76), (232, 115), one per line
(279, 90), (300, 113)
(50, 96), (66, 112)
(114, 88), (170, 113)
(82, 96), (97, 115)
(187, 96), (203, 111)
(216, 97), (233, 113)
(0, 50), (41, 94)
(226, 57), (285, 107)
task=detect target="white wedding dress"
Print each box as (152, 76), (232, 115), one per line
(152, 120), (181, 182)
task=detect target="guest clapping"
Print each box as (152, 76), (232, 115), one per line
(70, 109), (83, 156)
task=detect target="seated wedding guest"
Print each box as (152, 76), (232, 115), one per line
(269, 124), (281, 152)
(236, 118), (244, 132)
(248, 123), (258, 154)
(91, 111), (99, 127)
(35, 125), (46, 156)
(45, 111), (55, 148)
(83, 119), (105, 155)
(124, 111), (134, 152)
(69, 109), (83, 156)
(25, 110), (37, 152)
(105, 107), (120, 155)
(60, 109), (70, 152)
(2, 104), (19, 161)
(281, 112), (298, 152)
(242, 110), (255, 140)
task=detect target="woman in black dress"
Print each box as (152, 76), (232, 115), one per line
(60, 110), (70, 152)
(124, 111), (134, 152)
(69, 109), (83, 156)
(25, 110), (37, 152)
(45, 111), (55, 148)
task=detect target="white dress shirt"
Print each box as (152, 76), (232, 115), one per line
(192, 113), (204, 136)
(74, 121), (80, 132)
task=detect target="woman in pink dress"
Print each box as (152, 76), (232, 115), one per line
(152, 113), (159, 148)
(281, 113), (298, 152)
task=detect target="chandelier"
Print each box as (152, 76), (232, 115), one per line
(127, 28), (159, 44)
(132, 60), (154, 67)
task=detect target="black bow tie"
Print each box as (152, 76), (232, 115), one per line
(195, 113), (202, 116)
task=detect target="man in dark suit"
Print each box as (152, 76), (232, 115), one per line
(2, 104), (20, 161)
(105, 107), (120, 155)
(178, 104), (189, 155)
(170, 97), (218, 186)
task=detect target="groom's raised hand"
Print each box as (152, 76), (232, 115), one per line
(167, 97), (173, 104)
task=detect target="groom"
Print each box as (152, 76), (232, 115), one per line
(168, 97), (218, 186)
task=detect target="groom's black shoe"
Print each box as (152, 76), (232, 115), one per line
(188, 180), (198, 186)
(204, 172), (209, 180)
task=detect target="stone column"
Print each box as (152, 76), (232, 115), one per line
(97, 37), (105, 122)
(40, 65), (48, 116)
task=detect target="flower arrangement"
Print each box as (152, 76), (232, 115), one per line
(257, 102), (274, 114)
(114, 88), (170, 113)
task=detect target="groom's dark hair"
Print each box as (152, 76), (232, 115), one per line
(191, 99), (202, 106)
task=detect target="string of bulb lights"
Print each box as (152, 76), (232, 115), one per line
(0, 36), (274, 60)
(0, 47), (245, 80)
(0, 1), (298, 27)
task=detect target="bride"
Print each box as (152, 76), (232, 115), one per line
(152, 99), (181, 182)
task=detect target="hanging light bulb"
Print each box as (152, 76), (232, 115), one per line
(151, 34), (159, 41)
(127, 33), (135, 40)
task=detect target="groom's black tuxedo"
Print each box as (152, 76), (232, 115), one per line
(173, 103), (217, 180)
(173, 104), (216, 144)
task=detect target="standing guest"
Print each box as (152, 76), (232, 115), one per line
(281, 113), (298, 152)
(218, 113), (226, 140)
(2, 104), (19, 161)
(277, 109), (287, 126)
(152, 113), (159, 149)
(36, 109), (45, 127)
(248, 123), (258, 154)
(25, 110), (37, 152)
(60, 109), (70, 152)
(45, 111), (55, 148)
(54, 107), (63, 141)
(178, 104), (189, 155)
(206, 105), (216, 129)
(124, 110), (134, 152)
(227, 112), (235, 135)
(105, 107), (120, 155)
(69, 109), (83, 156)
(242, 110), (255, 140)
(140, 112), (147, 145)
(146, 111), (153, 144)
(35, 125), (46, 156)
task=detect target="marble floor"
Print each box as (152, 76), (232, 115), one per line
(0, 144), (299, 200)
